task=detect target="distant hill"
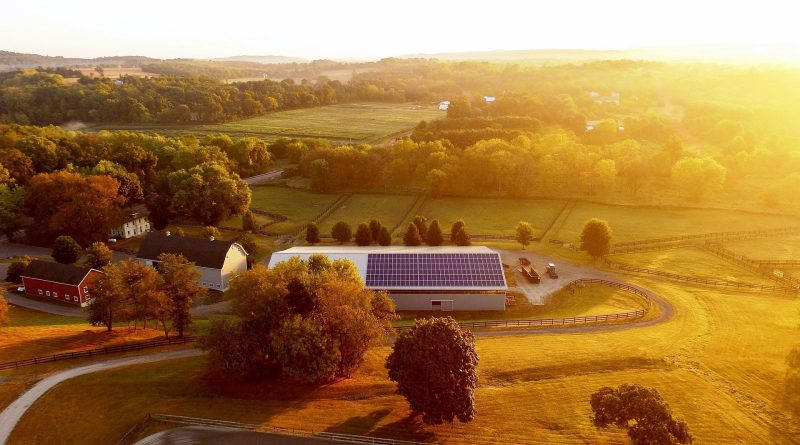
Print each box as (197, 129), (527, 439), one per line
(211, 55), (309, 65)
(0, 50), (158, 70)
(401, 45), (800, 65)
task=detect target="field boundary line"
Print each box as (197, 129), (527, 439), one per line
(0, 336), (197, 371)
(391, 194), (427, 236)
(696, 242), (800, 290)
(145, 413), (429, 445)
(611, 226), (800, 253)
(540, 200), (575, 243)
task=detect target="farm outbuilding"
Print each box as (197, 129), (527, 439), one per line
(268, 246), (508, 311)
(20, 260), (101, 307)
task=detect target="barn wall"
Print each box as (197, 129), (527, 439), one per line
(21, 277), (83, 306)
(389, 292), (506, 311)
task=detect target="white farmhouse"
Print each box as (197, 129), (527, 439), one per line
(110, 208), (151, 239)
(136, 232), (248, 291)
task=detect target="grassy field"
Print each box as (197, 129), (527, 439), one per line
(250, 186), (342, 234)
(409, 197), (567, 237)
(725, 234), (800, 261)
(9, 272), (799, 444)
(318, 194), (417, 233)
(554, 202), (800, 243)
(85, 103), (442, 143)
(611, 247), (780, 285)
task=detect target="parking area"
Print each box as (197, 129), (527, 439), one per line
(494, 248), (615, 305)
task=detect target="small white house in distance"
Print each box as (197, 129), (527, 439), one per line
(438, 101), (450, 111)
(588, 91), (621, 105)
(268, 246), (508, 311)
(483, 96), (496, 103)
(136, 232), (248, 291)
(110, 207), (151, 239)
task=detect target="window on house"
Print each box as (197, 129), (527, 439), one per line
(73, 296), (79, 302)
(46, 291), (51, 296)
(53, 292), (58, 297)
(38, 289), (43, 295)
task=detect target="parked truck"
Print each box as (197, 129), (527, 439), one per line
(546, 263), (558, 279)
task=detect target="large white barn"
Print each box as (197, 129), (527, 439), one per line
(268, 246), (508, 311)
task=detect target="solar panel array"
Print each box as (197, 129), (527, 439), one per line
(366, 253), (505, 288)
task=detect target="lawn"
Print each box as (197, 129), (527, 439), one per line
(85, 103), (442, 144)
(554, 202), (800, 243)
(10, 274), (800, 444)
(249, 187), (342, 234)
(408, 197), (567, 237)
(318, 194), (417, 234)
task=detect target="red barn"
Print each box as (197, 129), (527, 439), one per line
(20, 260), (102, 307)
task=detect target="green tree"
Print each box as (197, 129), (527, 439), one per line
(271, 315), (339, 384)
(84, 242), (113, 269)
(331, 221), (352, 243)
(158, 253), (205, 338)
(426, 220), (444, 246)
(386, 317), (478, 425)
(377, 226), (392, 246)
(369, 219), (382, 240)
(0, 184), (26, 240)
(202, 226), (222, 240)
(355, 223), (372, 246)
(237, 233), (259, 258)
(590, 384), (692, 445)
(5, 257), (31, 283)
(580, 219), (613, 258)
(168, 162), (251, 226)
(671, 157), (727, 201)
(242, 210), (258, 232)
(0, 296), (8, 326)
(309, 158), (330, 192)
(52, 235), (82, 264)
(87, 263), (126, 332)
(403, 223), (422, 246)
(453, 226), (471, 246)
(305, 222), (321, 244)
(412, 215), (428, 243)
(447, 96), (472, 119)
(450, 220), (465, 242)
(515, 222), (534, 249)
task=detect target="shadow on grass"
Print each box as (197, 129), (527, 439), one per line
(370, 413), (439, 443)
(483, 356), (670, 385)
(323, 409), (391, 433)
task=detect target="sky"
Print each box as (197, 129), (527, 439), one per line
(3, 0), (799, 60)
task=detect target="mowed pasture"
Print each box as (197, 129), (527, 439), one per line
(553, 202), (800, 243)
(318, 194), (417, 234)
(86, 103), (442, 143)
(725, 234), (800, 261)
(250, 186), (342, 234)
(408, 197), (567, 237)
(9, 274), (800, 444)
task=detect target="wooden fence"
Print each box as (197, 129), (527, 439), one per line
(606, 260), (796, 293)
(147, 413), (430, 445)
(396, 278), (651, 332)
(0, 336), (197, 371)
(698, 242), (800, 290)
(610, 226), (800, 253)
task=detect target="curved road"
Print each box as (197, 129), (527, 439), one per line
(0, 349), (202, 445)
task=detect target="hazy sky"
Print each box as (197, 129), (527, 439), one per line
(3, 0), (798, 59)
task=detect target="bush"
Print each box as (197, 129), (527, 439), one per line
(52, 235), (81, 264)
(377, 226), (392, 246)
(426, 220), (444, 246)
(580, 218), (613, 258)
(355, 223), (372, 246)
(6, 257), (31, 283)
(403, 223), (422, 246)
(331, 221), (352, 243)
(305, 222), (321, 244)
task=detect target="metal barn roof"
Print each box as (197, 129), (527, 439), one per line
(268, 246), (508, 291)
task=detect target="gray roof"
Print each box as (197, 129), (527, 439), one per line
(21, 260), (95, 285)
(136, 232), (238, 269)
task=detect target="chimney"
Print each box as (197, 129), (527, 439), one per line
(209, 236), (215, 241)
(166, 231), (171, 236)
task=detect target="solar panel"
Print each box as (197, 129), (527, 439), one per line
(365, 253), (505, 288)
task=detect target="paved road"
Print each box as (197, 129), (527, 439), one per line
(244, 169), (284, 185)
(0, 349), (202, 445)
(134, 426), (339, 445)
(4, 291), (84, 317)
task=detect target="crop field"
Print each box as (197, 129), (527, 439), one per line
(86, 103), (442, 143)
(553, 202), (800, 243)
(250, 186), (342, 234)
(409, 197), (567, 237)
(9, 271), (799, 444)
(318, 194), (417, 233)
